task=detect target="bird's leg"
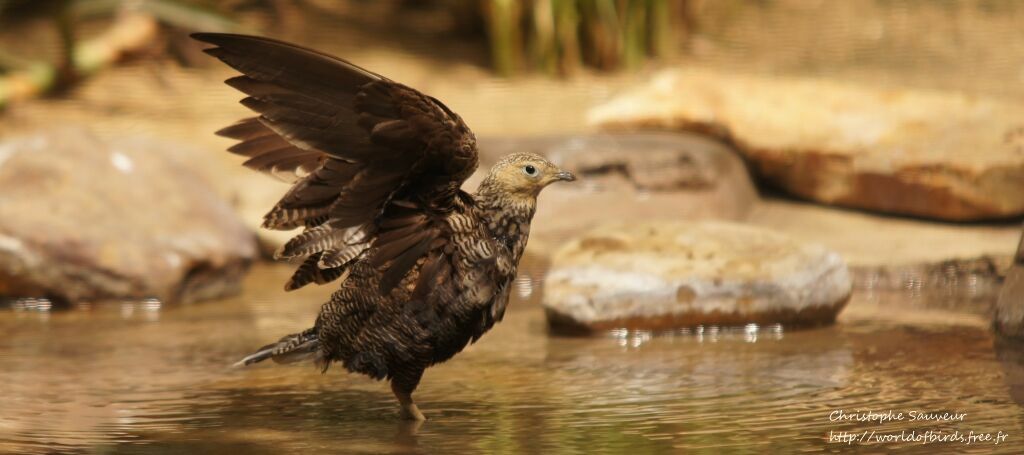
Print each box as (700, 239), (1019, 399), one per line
(391, 380), (426, 421)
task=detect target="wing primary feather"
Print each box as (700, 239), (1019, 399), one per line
(228, 134), (291, 156)
(216, 117), (274, 139)
(191, 33), (382, 83)
(241, 148), (319, 172)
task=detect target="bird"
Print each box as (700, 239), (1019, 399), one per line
(192, 33), (575, 420)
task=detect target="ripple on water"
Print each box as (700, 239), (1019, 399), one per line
(1, 264), (1024, 453)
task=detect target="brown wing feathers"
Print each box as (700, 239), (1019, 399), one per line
(194, 33), (478, 293)
(217, 117), (322, 182)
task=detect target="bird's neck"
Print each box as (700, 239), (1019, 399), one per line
(474, 188), (537, 262)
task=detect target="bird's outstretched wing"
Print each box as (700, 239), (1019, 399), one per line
(194, 33), (478, 292)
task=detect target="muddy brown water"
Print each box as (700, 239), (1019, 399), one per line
(2, 261), (1024, 454)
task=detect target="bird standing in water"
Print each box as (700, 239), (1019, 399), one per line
(193, 33), (575, 420)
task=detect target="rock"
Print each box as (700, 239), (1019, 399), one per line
(853, 255), (1011, 308)
(542, 221), (852, 334)
(477, 133), (759, 255)
(750, 199), (1020, 317)
(476, 135), (1022, 270)
(995, 229), (1024, 338)
(0, 127), (257, 305)
(589, 69), (1024, 221)
(748, 199), (1021, 268)
(995, 335), (1024, 406)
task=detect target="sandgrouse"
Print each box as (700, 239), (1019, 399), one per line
(193, 33), (575, 420)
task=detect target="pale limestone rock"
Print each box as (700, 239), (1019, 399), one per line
(543, 221), (851, 333)
(589, 69), (1024, 221)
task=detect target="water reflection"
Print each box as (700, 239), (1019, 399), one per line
(852, 257), (1008, 315)
(1, 263), (1022, 453)
(606, 323), (785, 347)
(10, 298), (54, 312)
(118, 299), (163, 322)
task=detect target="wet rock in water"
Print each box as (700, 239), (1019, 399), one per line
(589, 69), (1024, 221)
(477, 133), (758, 255)
(543, 221), (852, 334)
(995, 230), (1024, 338)
(750, 199), (1018, 317)
(853, 255), (1012, 307)
(994, 335), (1024, 406)
(0, 128), (257, 305)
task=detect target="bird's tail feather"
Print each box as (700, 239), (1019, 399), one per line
(233, 328), (322, 368)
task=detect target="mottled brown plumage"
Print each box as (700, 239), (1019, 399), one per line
(193, 33), (575, 420)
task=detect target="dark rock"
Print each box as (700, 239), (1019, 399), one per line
(853, 255), (1012, 309)
(0, 127), (257, 305)
(995, 228), (1024, 338)
(995, 336), (1024, 406)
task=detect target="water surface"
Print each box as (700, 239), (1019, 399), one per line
(2, 263), (1023, 454)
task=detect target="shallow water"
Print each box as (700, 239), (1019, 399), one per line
(2, 262), (1023, 454)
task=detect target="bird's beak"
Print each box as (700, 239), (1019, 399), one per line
(555, 170), (577, 182)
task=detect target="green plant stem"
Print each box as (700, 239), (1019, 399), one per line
(485, 0), (522, 77)
(554, 0), (581, 75)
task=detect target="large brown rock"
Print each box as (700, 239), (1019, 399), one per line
(589, 69), (1024, 221)
(542, 221), (852, 334)
(0, 128), (257, 304)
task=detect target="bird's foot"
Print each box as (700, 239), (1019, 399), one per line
(400, 402), (427, 421)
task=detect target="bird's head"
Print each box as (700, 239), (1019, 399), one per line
(480, 152), (576, 198)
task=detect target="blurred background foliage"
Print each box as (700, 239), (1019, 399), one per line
(4, 0), (1024, 119)
(459, 0), (692, 76)
(0, 0), (693, 106)
(7, 0), (1024, 106)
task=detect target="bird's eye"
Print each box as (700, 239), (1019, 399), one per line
(523, 165), (538, 177)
